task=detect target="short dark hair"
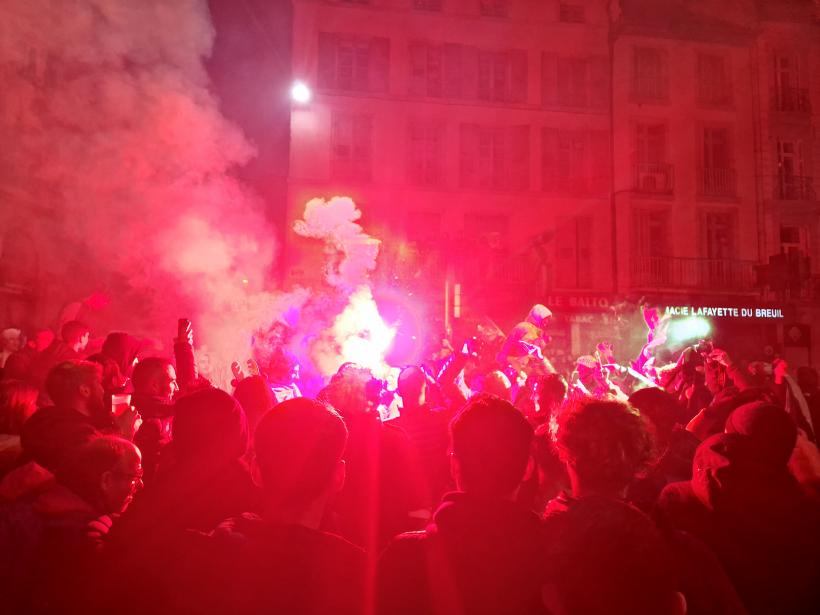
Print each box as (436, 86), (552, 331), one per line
(0, 379), (39, 434)
(45, 361), (101, 408)
(61, 320), (90, 345)
(554, 399), (653, 491)
(131, 357), (173, 393)
(628, 387), (682, 447)
(543, 498), (679, 614)
(450, 393), (533, 496)
(397, 365), (426, 399)
(56, 435), (135, 505)
(254, 398), (347, 509)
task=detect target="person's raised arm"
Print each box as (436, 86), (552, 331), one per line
(173, 318), (197, 392)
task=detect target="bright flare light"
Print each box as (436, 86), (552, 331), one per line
(290, 81), (311, 104)
(332, 286), (396, 379)
(669, 316), (712, 343)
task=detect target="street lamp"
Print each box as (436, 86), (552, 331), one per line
(290, 80), (311, 104)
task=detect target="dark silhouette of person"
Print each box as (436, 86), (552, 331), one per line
(378, 393), (548, 615)
(172, 397), (365, 615)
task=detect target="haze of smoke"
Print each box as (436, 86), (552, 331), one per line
(0, 0), (297, 381)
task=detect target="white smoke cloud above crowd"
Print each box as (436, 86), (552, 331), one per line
(294, 197), (396, 380)
(0, 1), (395, 387)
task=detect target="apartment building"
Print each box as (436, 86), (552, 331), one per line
(285, 0), (820, 361)
(753, 0), (820, 365)
(286, 0), (613, 321)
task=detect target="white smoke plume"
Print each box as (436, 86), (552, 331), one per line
(293, 196), (381, 290)
(293, 197), (395, 380)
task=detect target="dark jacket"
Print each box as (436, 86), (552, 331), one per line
(0, 483), (112, 614)
(377, 492), (549, 615)
(333, 412), (423, 550)
(131, 394), (175, 484)
(20, 407), (100, 473)
(656, 434), (820, 615)
(172, 514), (366, 615)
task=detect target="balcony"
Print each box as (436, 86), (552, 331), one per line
(699, 167), (736, 198)
(634, 163), (674, 194)
(771, 86), (811, 114)
(774, 175), (816, 200)
(631, 256), (757, 292)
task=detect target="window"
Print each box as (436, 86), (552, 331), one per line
(331, 113), (372, 180)
(555, 217), (592, 288)
(775, 140), (811, 199)
(773, 54), (809, 112)
(542, 54), (608, 110)
(633, 209), (669, 258)
(635, 123), (672, 193)
(408, 42), (463, 98)
(480, 0), (507, 17)
(559, 3), (585, 23)
(414, 0), (443, 10)
(703, 211), (737, 260)
(407, 121), (444, 186)
(318, 33), (390, 93)
(478, 50), (528, 103)
(460, 124), (529, 191)
(631, 208), (670, 285)
(542, 129), (609, 195)
(697, 53), (732, 107)
(700, 127), (734, 196)
(632, 46), (668, 102)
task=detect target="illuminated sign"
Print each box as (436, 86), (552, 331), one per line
(664, 305), (784, 319)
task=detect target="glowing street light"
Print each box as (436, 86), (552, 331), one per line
(290, 80), (311, 104)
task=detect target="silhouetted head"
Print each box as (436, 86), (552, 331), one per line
(173, 388), (248, 465)
(397, 365), (426, 407)
(628, 387), (682, 449)
(101, 332), (142, 378)
(132, 357), (178, 401)
(56, 435), (142, 515)
(60, 320), (90, 352)
(45, 360), (105, 418)
(554, 399), (653, 497)
(450, 393), (533, 497)
(527, 304), (552, 328)
(254, 397), (347, 512)
(0, 379), (39, 434)
(725, 402), (796, 468)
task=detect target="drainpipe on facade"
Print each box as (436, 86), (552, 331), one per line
(608, 1), (619, 295)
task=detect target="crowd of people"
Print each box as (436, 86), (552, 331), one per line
(0, 304), (818, 615)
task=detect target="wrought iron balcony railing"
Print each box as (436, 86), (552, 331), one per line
(634, 162), (674, 194)
(699, 167), (737, 198)
(631, 255), (757, 292)
(774, 175), (815, 200)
